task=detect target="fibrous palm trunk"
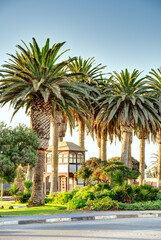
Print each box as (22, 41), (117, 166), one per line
(157, 131), (161, 189)
(128, 133), (132, 169)
(58, 118), (66, 142)
(120, 124), (133, 166)
(26, 164), (34, 181)
(79, 120), (85, 148)
(137, 131), (147, 185)
(97, 134), (101, 159)
(128, 133), (133, 185)
(100, 130), (107, 161)
(28, 98), (52, 207)
(50, 111), (62, 193)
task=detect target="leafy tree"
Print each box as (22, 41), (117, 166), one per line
(0, 122), (40, 200)
(75, 157), (136, 186)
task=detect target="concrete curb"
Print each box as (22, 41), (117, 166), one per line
(1, 212), (161, 226)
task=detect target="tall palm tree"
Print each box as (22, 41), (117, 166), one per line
(67, 56), (106, 148)
(97, 69), (160, 166)
(147, 68), (161, 189)
(137, 130), (147, 185)
(0, 38), (94, 206)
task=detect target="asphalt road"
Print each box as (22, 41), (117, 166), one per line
(0, 217), (161, 240)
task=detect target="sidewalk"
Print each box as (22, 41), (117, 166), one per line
(1, 210), (161, 226)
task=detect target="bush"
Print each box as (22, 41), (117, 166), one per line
(24, 180), (33, 192)
(67, 196), (87, 209)
(86, 197), (119, 210)
(67, 186), (96, 209)
(132, 184), (159, 202)
(19, 192), (31, 203)
(111, 182), (134, 203)
(9, 184), (20, 201)
(53, 192), (73, 205)
(119, 200), (161, 210)
(44, 197), (54, 204)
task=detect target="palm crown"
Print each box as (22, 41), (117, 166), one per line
(0, 38), (92, 128)
(97, 69), (160, 132)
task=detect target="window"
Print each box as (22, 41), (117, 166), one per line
(58, 152), (68, 163)
(77, 153), (84, 163)
(46, 153), (52, 163)
(69, 153), (76, 163)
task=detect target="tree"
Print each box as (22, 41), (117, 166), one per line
(0, 38), (95, 205)
(50, 57), (104, 193)
(97, 69), (160, 166)
(0, 122), (40, 200)
(67, 56), (106, 148)
(75, 157), (136, 186)
(147, 68), (161, 189)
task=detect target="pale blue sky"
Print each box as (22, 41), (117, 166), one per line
(0, 0), (161, 165)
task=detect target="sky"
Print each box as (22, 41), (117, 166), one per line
(0, 0), (161, 166)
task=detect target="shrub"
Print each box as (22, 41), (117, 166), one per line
(19, 192), (31, 203)
(132, 184), (159, 202)
(111, 182), (134, 203)
(119, 200), (161, 210)
(86, 197), (119, 211)
(24, 180), (33, 193)
(9, 184), (20, 201)
(67, 196), (86, 209)
(53, 192), (73, 205)
(44, 197), (54, 204)
(67, 186), (96, 209)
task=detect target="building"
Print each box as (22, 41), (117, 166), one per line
(44, 141), (86, 194)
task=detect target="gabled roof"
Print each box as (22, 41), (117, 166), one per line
(47, 141), (87, 152)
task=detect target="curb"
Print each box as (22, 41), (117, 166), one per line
(1, 212), (161, 226)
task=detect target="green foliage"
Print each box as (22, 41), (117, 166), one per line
(24, 180), (33, 193)
(132, 184), (159, 202)
(107, 156), (140, 180)
(97, 69), (160, 132)
(53, 192), (73, 205)
(119, 200), (161, 210)
(0, 122), (40, 184)
(110, 182), (134, 203)
(9, 184), (19, 201)
(19, 192), (31, 203)
(75, 157), (136, 186)
(86, 197), (119, 211)
(74, 167), (92, 184)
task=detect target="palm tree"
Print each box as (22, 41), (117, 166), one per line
(0, 38), (94, 206)
(97, 69), (160, 166)
(67, 56), (106, 148)
(149, 152), (158, 178)
(137, 130), (148, 185)
(147, 68), (161, 189)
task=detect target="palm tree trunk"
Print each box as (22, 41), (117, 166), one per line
(121, 131), (130, 166)
(1, 178), (3, 201)
(26, 164), (34, 181)
(128, 133), (133, 185)
(28, 99), (52, 207)
(128, 133), (132, 169)
(50, 119), (59, 193)
(139, 138), (145, 185)
(157, 131), (161, 189)
(100, 130), (107, 161)
(137, 131), (147, 185)
(79, 120), (85, 148)
(120, 123), (133, 166)
(58, 119), (66, 142)
(97, 135), (101, 159)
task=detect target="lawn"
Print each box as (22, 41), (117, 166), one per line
(0, 201), (82, 217)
